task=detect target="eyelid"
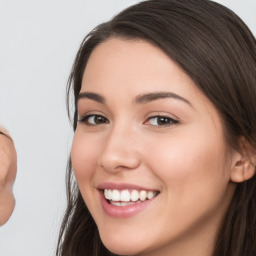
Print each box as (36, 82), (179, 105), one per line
(77, 109), (106, 121)
(144, 114), (179, 126)
(78, 113), (109, 126)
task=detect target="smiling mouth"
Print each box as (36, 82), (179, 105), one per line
(103, 189), (159, 206)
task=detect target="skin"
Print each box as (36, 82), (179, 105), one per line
(0, 128), (17, 225)
(72, 38), (240, 256)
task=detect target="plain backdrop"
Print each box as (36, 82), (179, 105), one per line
(0, 1), (255, 255)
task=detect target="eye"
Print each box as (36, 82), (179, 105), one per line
(79, 114), (109, 126)
(144, 116), (178, 126)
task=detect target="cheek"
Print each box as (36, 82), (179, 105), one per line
(71, 132), (99, 186)
(145, 126), (230, 198)
(141, 128), (232, 238)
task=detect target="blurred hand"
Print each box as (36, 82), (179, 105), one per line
(0, 128), (17, 225)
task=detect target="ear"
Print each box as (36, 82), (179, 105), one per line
(230, 137), (256, 183)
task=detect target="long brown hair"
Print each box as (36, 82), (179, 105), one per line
(56, 0), (256, 255)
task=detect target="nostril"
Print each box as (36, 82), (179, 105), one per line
(98, 153), (141, 173)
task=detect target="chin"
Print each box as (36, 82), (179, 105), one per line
(105, 245), (142, 256)
(100, 232), (145, 256)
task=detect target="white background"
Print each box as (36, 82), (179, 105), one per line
(0, 1), (255, 255)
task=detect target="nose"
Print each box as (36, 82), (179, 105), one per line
(98, 125), (141, 173)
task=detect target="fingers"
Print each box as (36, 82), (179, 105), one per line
(0, 131), (12, 140)
(0, 128), (17, 225)
(0, 127), (13, 141)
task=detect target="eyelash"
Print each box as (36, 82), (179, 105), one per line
(79, 114), (178, 127)
(79, 114), (109, 126)
(144, 115), (178, 126)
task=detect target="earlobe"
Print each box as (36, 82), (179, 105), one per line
(230, 137), (256, 183)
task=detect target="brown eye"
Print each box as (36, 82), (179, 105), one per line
(146, 116), (178, 126)
(79, 115), (109, 125)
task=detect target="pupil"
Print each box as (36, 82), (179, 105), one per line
(96, 116), (105, 123)
(158, 117), (169, 125)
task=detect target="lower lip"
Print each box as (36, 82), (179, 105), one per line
(99, 191), (158, 218)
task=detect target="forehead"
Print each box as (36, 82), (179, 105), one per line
(81, 38), (223, 122)
(82, 38), (197, 96)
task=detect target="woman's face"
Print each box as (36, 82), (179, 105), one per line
(72, 38), (236, 256)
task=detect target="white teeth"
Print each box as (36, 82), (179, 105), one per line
(104, 189), (112, 200)
(131, 190), (139, 201)
(112, 190), (120, 201)
(139, 190), (147, 201)
(147, 191), (156, 200)
(104, 189), (158, 203)
(110, 201), (135, 206)
(120, 190), (130, 202)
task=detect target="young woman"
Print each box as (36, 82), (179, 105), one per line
(56, 0), (256, 255)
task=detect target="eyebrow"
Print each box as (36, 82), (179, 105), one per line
(135, 91), (192, 106)
(78, 91), (192, 106)
(78, 92), (105, 103)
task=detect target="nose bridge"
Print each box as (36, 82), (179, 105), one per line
(99, 121), (140, 172)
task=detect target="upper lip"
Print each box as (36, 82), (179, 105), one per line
(97, 182), (159, 192)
